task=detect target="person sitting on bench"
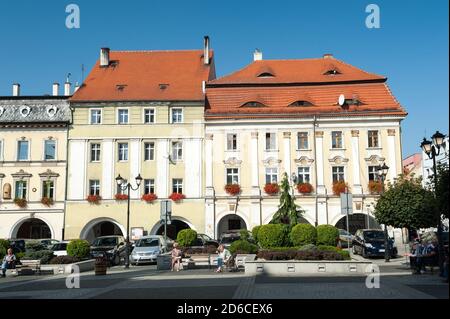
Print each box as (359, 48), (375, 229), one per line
(216, 245), (231, 273)
(1, 248), (17, 278)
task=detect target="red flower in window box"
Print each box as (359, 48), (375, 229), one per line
(297, 183), (313, 194)
(142, 193), (158, 203)
(225, 184), (241, 196)
(368, 180), (383, 194)
(169, 193), (185, 202)
(115, 194), (129, 201)
(332, 181), (349, 196)
(264, 183), (279, 195)
(41, 197), (54, 207)
(87, 195), (102, 204)
(13, 198), (27, 208)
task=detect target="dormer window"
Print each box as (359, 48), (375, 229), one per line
(159, 83), (169, 90)
(116, 84), (127, 92)
(343, 98), (363, 106)
(241, 101), (266, 108)
(324, 69), (341, 75)
(289, 100), (313, 107)
(257, 72), (275, 78)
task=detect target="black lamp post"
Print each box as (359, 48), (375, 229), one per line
(376, 163), (390, 262)
(420, 130), (446, 274)
(115, 173), (143, 269)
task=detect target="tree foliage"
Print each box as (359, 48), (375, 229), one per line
(435, 164), (449, 219)
(270, 173), (304, 226)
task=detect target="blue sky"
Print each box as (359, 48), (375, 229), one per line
(0, 0), (448, 156)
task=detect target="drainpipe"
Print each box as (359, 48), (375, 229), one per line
(62, 105), (74, 240)
(259, 189), (263, 226)
(313, 115), (319, 226)
(213, 189), (216, 240)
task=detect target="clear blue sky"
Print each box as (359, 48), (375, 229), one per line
(0, 0), (448, 157)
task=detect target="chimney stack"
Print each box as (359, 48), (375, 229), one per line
(203, 36), (210, 65)
(100, 48), (110, 67)
(253, 49), (263, 61)
(64, 82), (71, 96)
(74, 82), (80, 92)
(12, 83), (20, 96)
(52, 83), (59, 96)
(323, 53), (334, 59)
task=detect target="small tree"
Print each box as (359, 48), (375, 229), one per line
(434, 164), (449, 220)
(270, 173), (304, 227)
(177, 229), (197, 247)
(67, 240), (91, 259)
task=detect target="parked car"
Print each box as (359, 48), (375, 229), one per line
(352, 229), (397, 258)
(38, 239), (60, 249)
(338, 229), (354, 248)
(8, 239), (27, 253)
(51, 241), (69, 257)
(130, 235), (168, 265)
(90, 235), (127, 266)
(219, 231), (242, 249)
(191, 234), (219, 249)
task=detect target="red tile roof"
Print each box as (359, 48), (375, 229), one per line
(71, 50), (215, 102)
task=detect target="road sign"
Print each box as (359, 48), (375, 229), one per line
(160, 200), (172, 220)
(340, 191), (353, 215)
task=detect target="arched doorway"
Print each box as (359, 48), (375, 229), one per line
(81, 219), (124, 243)
(335, 213), (380, 235)
(155, 220), (190, 241)
(14, 218), (52, 239)
(217, 214), (247, 239)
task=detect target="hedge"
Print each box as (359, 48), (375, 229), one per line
(239, 229), (251, 242)
(290, 224), (317, 246)
(229, 240), (258, 254)
(49, 256), (81, 265)
(67, 239), (91, 259)
(22, 250), (55, 264)
(316, 224), (340, 246)
(0, 239), (10, 259)
(257, 224), (285, 248)
(177, 229), (198, 247)
(252, 226), (262, 243)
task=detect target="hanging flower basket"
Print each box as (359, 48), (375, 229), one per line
(87, 195), (102, 204)
(225, 184), (241, 196)
(297, 183), (313, 194)
(169, 192), (185, 202)
(264, 183), (279, 195)
(332, 181), (349, 196)
(115, 194), (129, 201)
(14, 198), (27, 208)
(368, 180), (383, 194)
(142, 193), (158, 203)
(41, 197), (54, 207)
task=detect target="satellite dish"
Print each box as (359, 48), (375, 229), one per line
(338, 94), (345, 106)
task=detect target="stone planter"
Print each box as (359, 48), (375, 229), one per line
(41, 259), (95, 275)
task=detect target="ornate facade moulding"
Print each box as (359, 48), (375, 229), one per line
(11, 169), (32, 179)
(262, 157), (282, 167)
(295, 156), (315, 166)
(0, 173), (5, 178)
(205, 133), (214, 140)
(328, 156), (349, 165)
(251, 132), (258, 139)
(351, 130), (360, 137)
(39, 169), (60, 178)
(388, 129), (396, 136)
(283, 132), (291, 138)
(223, 157), (242, 167)
(315, 131), (324, 138)
(364, 155), (386, 165)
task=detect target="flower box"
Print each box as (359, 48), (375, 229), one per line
(368, 180), (383, 194)
(115, 194), (129, 201)
(87, 195), (102, 204)
(41, 197), (54, 207)
(297, 183), (313, 194)
(332, 181), (349, 196)
(225, 184), (241, 196)
(169, 193), (185, 202)
(264, 183), (279, 195)
(14, 198), (27, 208)
(142, 193), (158, 203)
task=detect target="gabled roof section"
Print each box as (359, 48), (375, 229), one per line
(71, 50), (215, 102)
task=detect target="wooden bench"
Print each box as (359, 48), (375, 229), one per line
(188, 254), (212, 269)
(16, 260), (41, 275)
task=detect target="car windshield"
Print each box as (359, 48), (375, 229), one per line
(136, 238), (159, 247)
(52, 243), (67, 250)
(220, 236), (239, 244)
(339, 230), (350, 236)
(363, 231), (385, 240)
(93, 237), (118, 246)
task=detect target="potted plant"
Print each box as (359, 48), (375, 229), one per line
(41, 197), (54, 207)
(87, 195), (102, 204)
(115, 194), (129, 201)
(169, 192), (185, 202)
(297, 182), (313, 194)
(264, 183), (279, 195)
(13, 198), (27, 208)
(142, 193), (158, 203)
(225, 184), (241, 196)
(368, 180), (383, 194)
(332, 180), (349, 195)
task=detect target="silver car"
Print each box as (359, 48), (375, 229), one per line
(130, 235), (168, 265)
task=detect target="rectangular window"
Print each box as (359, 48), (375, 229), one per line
(368, 130), (379, 148)
(297, 167), (311, 184)
(118, 109), (129, 124)
(172, 178), (183, 194)
(368, 166), (379, 181)
(118, 143), (128, 161)
(332, 131), (343, 149)
(265, 168), (278, 184)
(265, 132), (277, 151)
(297, 132), (309, 150)
(90, 143), (101, 162)
(171, 141), (183, 161)
(89, 180), (100, 196)
(144, 179), (155, 194)
(144, 142), (155, 161)
(17, 141), (29, 161)
(171, 108), (183, 123)
(44, 140), (56, 160)
(90, 109), (102, 124)
(42, 180), (54, 199)
(332, 166), (345, 182)
(15, 181), (27, 199)
(117, 179), (128, 195)
(226, 168), (239, 185)
(144, 109), (155, 124)
(226, 134), (238, 151)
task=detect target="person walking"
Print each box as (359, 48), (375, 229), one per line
(1, 248), (17, 278)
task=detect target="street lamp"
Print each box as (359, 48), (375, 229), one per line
(376, 163), (390, 262)
(420, 130), (446, 275)
(115, 173), (143, 268)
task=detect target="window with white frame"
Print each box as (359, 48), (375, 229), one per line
(297, 132), (309, 150)
(17, 140), (29, 161)
(117, 179), (128, 195)
(118, 143), (128, 161)
(144, 142), (155, 161)
(144, 109), (155, 124)
(368, 130), (379, 148)
(265, 132), (277, 151)
(172, 178), (183, 194)
(171, 108), (183, 123)
(265, 167), (278, 184)
(297, 167), (311, 183)
(89, 180), (100, 196)
(118, 109), (129, 124)
(226, 133), (238, 151)
(144, 179), (155, 194)
(332, 166), (345, 182)
(368, 166), (379, 181)
(226, 168), (239, 185)
(42, 180), (55, 199)
(44, 140), (56, 160)
(171, 141), (183, 161)
(90, 109), (102, 124)
(90, 143), (101, 162)
(15, 180), (27, 199)
(331, 131), (343, 149)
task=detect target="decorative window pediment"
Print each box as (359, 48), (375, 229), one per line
(39, 169), (60, 178)
(0, 106), (4, 117)
(364, 155), (386, 165)
(12, 169), (32, 179)
(46, 105), (59, 118)
(262, 157), (282, 167)
(328, 156), (349, 165)
(19, 106), (31, 118)
(295, 156), (314, 166)
(223, 157), (242, 167)
(0, 173), (5, 178)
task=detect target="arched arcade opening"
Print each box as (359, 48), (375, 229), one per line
(335, 213), (380, 234)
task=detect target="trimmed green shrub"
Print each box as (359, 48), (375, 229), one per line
(229, 240), (258, 254)
(0, 246), (5, 260)
(22, 250), (55, 264)
(177, 229), (198, 247)
(316, 224), (340, 246)
(239, 229), (251, 242)
(49, 256), (80, 264)
(16, 252), (25, 260)
(252, 226), (262, 243)
(25, 241), (46, 252)
(0, 239), (9, 259)
(290, 224), (317, 246)
(257, 224), (285, 248)
(281, 224), (293, 247)
(298, 244), (318, 251)
(67, 239), (91, 259)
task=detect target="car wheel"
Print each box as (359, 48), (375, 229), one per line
(362, 248), (368, 258)
(352, 245), (357, 255)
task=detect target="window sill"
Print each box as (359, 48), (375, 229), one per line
(90, 161), (101, 163)
(366, 147), (382, 150)
(296, 149), (312, 152)
(330, 148), (346, 151)
(264, 149), (279, 152)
